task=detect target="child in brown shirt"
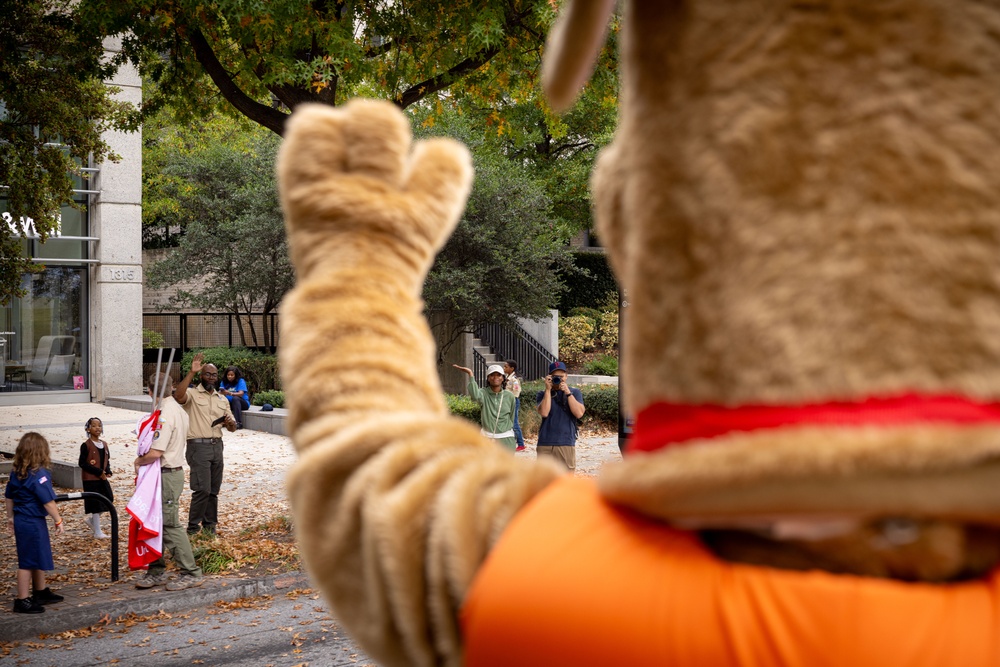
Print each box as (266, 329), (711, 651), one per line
(78, 417), (113, 539)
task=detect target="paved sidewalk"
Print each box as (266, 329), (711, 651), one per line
(1, 402), (302, 642)
(1, 401), (622, 645)
(0, 569), (309, 642)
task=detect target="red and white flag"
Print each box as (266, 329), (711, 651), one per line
(126, 410), (162, 570)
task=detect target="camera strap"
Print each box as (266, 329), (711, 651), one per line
(493, 392), (504, 434)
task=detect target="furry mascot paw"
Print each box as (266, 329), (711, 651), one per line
(278, 100), (563, 667)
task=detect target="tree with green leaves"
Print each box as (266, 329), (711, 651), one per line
(81, 0), (560, 136)
(416, 110), (572, 360)
(0, 0), (136, 304)
(144, 118), (291, 347)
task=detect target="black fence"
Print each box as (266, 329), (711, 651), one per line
(143, 313), (279, 354)
(474, 322), (556, 382)
(142, 313), (280, 384)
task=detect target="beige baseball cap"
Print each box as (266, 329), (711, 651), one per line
(486, 364), (505, 377)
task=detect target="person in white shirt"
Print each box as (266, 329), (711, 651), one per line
(504, 361), (526, 452)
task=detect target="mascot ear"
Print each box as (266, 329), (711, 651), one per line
(542, 0), (617, 112)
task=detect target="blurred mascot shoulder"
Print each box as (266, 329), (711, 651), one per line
(279, 1), (1000, 666)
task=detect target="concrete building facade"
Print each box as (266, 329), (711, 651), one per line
(0, 38), (143, 406)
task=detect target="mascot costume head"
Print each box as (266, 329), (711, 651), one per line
(278, 1), (1000, 666)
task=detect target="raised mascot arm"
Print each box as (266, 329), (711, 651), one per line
(278, 100), (563, 667)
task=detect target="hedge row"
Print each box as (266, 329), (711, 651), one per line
(447, 394), (481, 423)
(579, 383), (619, 423)
(442, 382), (620, 435)
(180, 347), (281, 395)
(251, 390), (286, 408)
(224, 384), (621, 432)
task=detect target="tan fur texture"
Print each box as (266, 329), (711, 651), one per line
(279, 0), (1000, 662)
(600, 424), (1000, 522)
(582, 0), (1000, 517)
(278, 101), (563, 667)
(593, 0), (1000, 409)
(703, 521), (1000, 582)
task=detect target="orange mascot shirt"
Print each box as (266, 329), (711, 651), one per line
(462, 477), (1000, 666)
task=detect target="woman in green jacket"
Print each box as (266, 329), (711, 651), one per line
(453, 364), (518, 450)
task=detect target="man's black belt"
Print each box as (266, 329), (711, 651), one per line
(187, 437), (222, 445)
(161, 466), (183, 472)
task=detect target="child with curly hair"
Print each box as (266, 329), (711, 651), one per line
(4, 432), (65, 614)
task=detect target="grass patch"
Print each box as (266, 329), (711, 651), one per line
(192, 515), (298, 575)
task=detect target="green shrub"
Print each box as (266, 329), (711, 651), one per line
(142, 328), (165, 349)
(559, 315), (596, 359)
(518, 380), (545, 437)
(518, 380), (619, 431)
(580, 384), (619, 423)
(597, 310), (619, 349)
(251, 389), (285, 408)
(447, 394), (481, 424)
(181, 347), (281, 394)
(446, 391), (547, 436)
(584, 355), (619, 376)
(568, 307), (601, 326)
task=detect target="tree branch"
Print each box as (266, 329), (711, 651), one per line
(395, 46), (501, 108)
(187, 27), (290, 136)
(550, 140), (595, 159)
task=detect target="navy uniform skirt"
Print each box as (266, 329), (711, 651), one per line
(14, 515), (54, 570)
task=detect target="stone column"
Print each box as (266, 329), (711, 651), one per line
(89, 36), (143, 401)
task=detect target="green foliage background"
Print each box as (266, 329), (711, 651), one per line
(251, 390), (285, 409)
(583, 355), (618, 377)
(179, 347), (280, 395)
(558, 251), (619, 314)
(0, 0), (137, 304)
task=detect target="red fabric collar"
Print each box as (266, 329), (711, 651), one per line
(630, 393), (1000, 454)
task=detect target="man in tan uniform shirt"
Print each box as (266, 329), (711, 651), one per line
(133, 372), (203, 590)
(174, 353), (236, 535)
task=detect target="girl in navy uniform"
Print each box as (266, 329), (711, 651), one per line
(78, 417), (113, 539)
(4, 432), (65, 614)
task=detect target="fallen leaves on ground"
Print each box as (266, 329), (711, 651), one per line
(211, 595), (273, 613)
(1, 430), (299, 599)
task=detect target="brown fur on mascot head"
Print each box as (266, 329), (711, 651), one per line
(545, 0), (1000, 582)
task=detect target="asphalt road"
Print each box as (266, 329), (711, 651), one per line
(0, 590), (374, 666)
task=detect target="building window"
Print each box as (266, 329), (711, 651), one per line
(1, 163), (95, 393)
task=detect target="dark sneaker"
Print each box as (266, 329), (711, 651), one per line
(186, 526), (201, 535)
(33, 587), (64, 605)
(13, 597), (44, 614)
(202, 524), (217, 535)
(135, 571), (171, 589)
(165, 574), (204, 591)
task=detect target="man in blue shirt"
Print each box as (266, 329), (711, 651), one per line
(535, 361), (586, 473)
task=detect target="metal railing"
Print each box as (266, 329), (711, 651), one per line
(474, 321), (556, 382)
(54, 492), (120, 581)
(472, 348), (489, 387)
(142, 313), (280, 354)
